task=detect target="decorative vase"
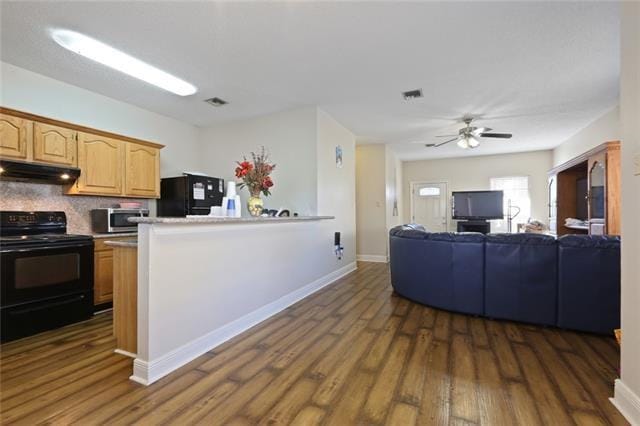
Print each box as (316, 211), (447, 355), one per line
(247, 195), (264, 217)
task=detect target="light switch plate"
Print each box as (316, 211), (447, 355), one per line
(635, 152), (640, 176)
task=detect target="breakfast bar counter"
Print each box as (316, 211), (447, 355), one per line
(129, 215), (352, 385)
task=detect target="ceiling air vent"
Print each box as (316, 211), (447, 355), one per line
(204, 97), (229, 107)
(402, 89), (423, 100)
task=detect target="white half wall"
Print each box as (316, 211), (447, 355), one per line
(0, 62), (202, 178)
(402, 150), (553, 231)
(612, 3), (640, 424)
(133, 220), (355, 385)
(553, 106), (621, 167)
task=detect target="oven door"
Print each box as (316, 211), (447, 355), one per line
(0, 241), (94, 308)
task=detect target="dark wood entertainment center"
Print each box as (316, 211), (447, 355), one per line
(548, 141), (620, 236)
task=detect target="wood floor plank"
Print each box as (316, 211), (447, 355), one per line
(450, 334), (479, 423)
(324, 370), (375, 425)
(398, 328), (433, 405)
(387, 402), (418, 426)
(0, 262), (624, 425)
(513, 343), (573, 426)
(417, 340), (451, 425)
(524, 329), (594, 411)
(362, 334), (411, 424)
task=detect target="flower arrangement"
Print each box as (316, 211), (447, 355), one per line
(235, 147), (276, 197)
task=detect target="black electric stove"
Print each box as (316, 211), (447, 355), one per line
(0, 211), (94, 342)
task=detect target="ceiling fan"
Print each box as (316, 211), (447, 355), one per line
(425, 117), (513, 149)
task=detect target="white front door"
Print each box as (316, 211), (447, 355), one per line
(411, 182), (448, 232)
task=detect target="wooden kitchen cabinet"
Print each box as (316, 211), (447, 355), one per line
(124, 142), (161, 198)
(94, 247), (115, 305)
(1, 107), (164, 198)
(33, 122), (77, 166)
(0, 113), (32, 160)
(93, 237), (132, 306)
(69, 132), (124, 196)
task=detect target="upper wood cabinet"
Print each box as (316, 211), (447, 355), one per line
(1, 107), (164, 198)
(33, 122), (77, 166)
(124, 143), (160, 197)
(0, 113), (32, 160)
(70, 132), (124, 196)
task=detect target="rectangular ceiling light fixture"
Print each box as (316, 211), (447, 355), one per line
(51, 29), (197, 96)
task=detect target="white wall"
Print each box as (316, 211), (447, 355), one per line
(553, 106), (620, 167)
(403, 150), (553, 231)
(355, 144), (387, 258)
(199, 107), (318, 216)
(135, 220), (356, 384)
(316, 109), (356, 265)
(613, 3), (640, 424)
(0, 62), (201, 177)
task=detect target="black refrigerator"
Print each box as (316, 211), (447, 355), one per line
(157, 174), (225, 217)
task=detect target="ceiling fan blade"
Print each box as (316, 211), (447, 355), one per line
(435, 134), (459, 138)
(479, 132), (512, 139)
(426, 137), (459, 148)
(471, 127), (492, 134)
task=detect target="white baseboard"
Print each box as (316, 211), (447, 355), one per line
(130, 261), (358, 386)
(611, 379), (640, 425)
(357, 254), (388, 263)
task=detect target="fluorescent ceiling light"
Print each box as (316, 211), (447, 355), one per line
(51, 29), (197, 96)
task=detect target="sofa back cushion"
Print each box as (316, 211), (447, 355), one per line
(484, 233), (558, 326)
(557, 235), (620, 334)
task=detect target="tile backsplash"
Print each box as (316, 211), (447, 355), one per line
(0, 181), (148, 234)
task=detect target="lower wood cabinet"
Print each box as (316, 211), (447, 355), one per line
(94, 237), (131, 306)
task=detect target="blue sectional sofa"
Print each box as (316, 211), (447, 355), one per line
(389, 225), (621, 334)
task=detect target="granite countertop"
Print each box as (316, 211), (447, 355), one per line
(92, 232), (138, 239)
(104, 239), (138, 248)
(129, 216), (334, 225)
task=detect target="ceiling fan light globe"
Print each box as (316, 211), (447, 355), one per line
(468, 136), (480, 148)
(457, 138), (469, 149)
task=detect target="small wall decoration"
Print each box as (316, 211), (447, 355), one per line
(336, 145), (343, 168)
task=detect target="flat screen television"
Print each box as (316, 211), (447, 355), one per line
(452, 190), (504, 220)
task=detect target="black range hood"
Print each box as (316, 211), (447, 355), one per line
(0, 159), (81, 184)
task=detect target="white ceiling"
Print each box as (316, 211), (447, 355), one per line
(0, 1), (619, 160)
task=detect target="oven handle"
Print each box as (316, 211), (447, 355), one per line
(1, 242), (92, 253)
(8, 293), (87, 315)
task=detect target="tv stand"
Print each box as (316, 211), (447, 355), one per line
(457, 220), (490, 234)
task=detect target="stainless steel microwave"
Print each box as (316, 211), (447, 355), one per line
(90, 208), (148, 233)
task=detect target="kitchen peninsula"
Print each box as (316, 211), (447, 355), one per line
(128, 215), (354, 385)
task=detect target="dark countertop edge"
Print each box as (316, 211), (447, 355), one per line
(92, 232), (138, 239)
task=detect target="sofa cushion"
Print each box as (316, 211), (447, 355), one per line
(557, 234), (620, 334)
(486, 233), (557, 245)
(426, 232), (485, 243)
(484, 234), (558, 326)
(558, 234), (620, 249)
(389, 225), (428, 240)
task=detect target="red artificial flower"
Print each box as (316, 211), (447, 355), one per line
(262, 176), (274, 189)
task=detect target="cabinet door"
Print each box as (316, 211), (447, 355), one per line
(124, 143), (160, 198)
(94, 249), (114, 305)
(0, 113), (31, 159)
(33, 122), (77, 166)
(72, 132), (123, 195)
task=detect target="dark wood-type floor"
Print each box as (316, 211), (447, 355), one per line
(0, 262), (628, 425)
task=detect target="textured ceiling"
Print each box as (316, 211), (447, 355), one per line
(0, 1), (619, 160)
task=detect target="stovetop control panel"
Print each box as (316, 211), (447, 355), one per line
(0, 211), (67, 237)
